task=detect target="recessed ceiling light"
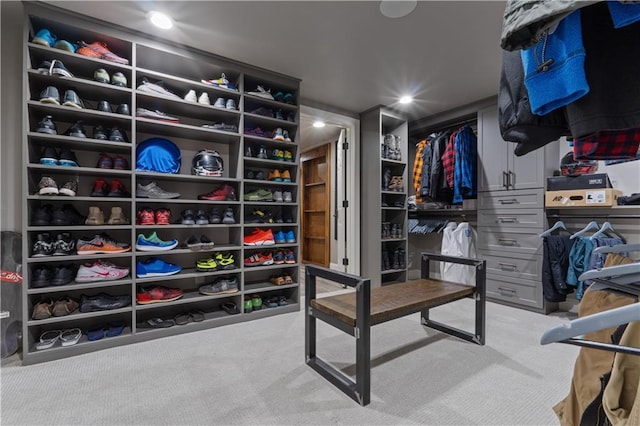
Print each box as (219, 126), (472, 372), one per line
(148, 11), (173, 30)
(380, 1), (417, 19)
(399, 96), (413, 104)
(313, 121), (326, 128)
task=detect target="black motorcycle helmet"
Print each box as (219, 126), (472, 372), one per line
(560, 152), (598, 176)
(192, 149), (224, 176)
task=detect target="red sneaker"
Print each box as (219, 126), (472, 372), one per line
(77, 41), (129, 65)
(155, 208), (171, 225)
(136, 208), (155, 225)
(136, 286), (183, 304)
(243, 228), (275, 246)
(244, 252), (274, 267)
(198, 184), (237, 201)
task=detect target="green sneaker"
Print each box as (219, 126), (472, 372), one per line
(111, 72), (127, 87)
(244, 297), (253, 312)
(271, 149), (284, 161)
(94, 68), (110, 84)
(251, 294), (262, 310)
(196, 257), (218, 272)
(244, 189), (273, 201)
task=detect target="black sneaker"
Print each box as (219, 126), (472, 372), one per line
(245, 170), (255, 179)
(97, 100), (112, 113)
(62, 90), (84, 109)
(181, 209), (195, 225)
(255, 171), (266, 180)
(196, 209), (209, 225)
(93, 125), (108, 140)
(59, 180), (78, 197)
(49, 60), (74, 78)
(58, 148), (79, 167)
(51, 264), (76, 286)
(35, 115), (57, 135)
(32, 233), (53, 257)
(222, 208), (236, 224)
(31, 204), (53, 226)
(51, 204), (86, 226)
(209, 208), (221, 224)
(31, 265), (53, 288)
(64, 121), (87, 138)
(52, 232), (76, 256)
(116, 104), (130, 115)
(283, 209), (294, 223)
(39, 86), (60, 105)
(39, 147), (59, 166)
(108, 127), (127, 142)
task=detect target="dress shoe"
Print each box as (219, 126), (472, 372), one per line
(97, 100), (112, 113)
(116, 103), (130, 115)
(79, 293), (132, 312)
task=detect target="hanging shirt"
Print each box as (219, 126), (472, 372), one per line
(428, 131), (450, 201)
(442, 131), (457, 189)
(440, 222), (477, 285)
(541, 235), (575, 302)
(413, 139), (427, 202)
(453, 126), (478, 204)
(566, 236), (595, 301)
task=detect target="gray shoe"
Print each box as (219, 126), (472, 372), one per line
(199, 276), (239, 295)
(222, 208), (236, 224)
(136, 182), (180, 199)
(283, 191), (293, 203)
(136, 107), (179, 122)
(273, 190), (284, 203)
(136, 78), (180, 99)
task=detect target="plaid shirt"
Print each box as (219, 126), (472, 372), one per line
(413, 139), (427, 202)
(573, 128), (640, 161)
(453, 126), (478, 204)
(442, 131), (457, 189)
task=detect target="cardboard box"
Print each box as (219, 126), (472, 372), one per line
(545, 188), (623, 207)
(547, 173), (612, 191)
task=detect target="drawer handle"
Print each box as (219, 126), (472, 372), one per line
(498, 217), (518, 223)
(498, 262), (518, 271)
(498, 287), (517, 296)
(502, 171), (509, 189)
(499, 199), (518, 205)
(498, 238), (518, 246)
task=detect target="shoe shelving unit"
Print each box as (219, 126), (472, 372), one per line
(21, 5), (301, 364)
(359, 107), (409, 287)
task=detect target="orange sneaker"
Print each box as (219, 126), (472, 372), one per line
(77, 233), (131, 254)
(280, 170), (291, 182)
(243, 228), (275, 246)
(267, 170), (282, 182)
(77, 41), (129, 65)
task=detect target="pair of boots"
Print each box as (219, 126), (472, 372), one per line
(388, 176), (403, 192)
(381, 248), (406, 271)
(86, 206), (129, 225)
(381, 222), (402, 239)
(381, 134), (401, 161)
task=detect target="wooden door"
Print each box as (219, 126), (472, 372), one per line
(301, 144), (331, 266)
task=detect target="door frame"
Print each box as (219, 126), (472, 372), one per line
(300, 105), (360, 276)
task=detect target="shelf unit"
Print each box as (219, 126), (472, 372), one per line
(360, 107), (408, 286)
(21, 6), (301, 364)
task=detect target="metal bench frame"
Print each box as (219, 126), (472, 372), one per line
(305, 252), (486, 406)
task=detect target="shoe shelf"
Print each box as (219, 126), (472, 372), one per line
(136, 91), (241, 119)
(136, 67), (241, 98)
(244, 112), (298, 129)
(27, 252), (132, 263)
(135, 245), (242, 257)
(244, 242), (298, 250)
(27, 329), (133, 357)
(27, 196), (132, 203)
(136, 291), (240, 311)
(381, 268), (407, 275)
(244, 157), (298, 167)
(27, 42), (133, 72)
(28, 101), (133, 125)
(27, 306), (133, 326)
(244, 201), (298, 207)
(135, 171), (240, 184)
(381, 206), (405, 211)
(381, 190), (407, 195)
(244, 281), (298, 293)
(135, 267), (240, 284)
(243, 134), (298, 146)
(28, 70), (132, 98)
(140, 224), (241, 230)
(381, 158), (405, 166)
(135, 198), (242, 205)
(27, 133), (132, 153)
(27, 278), (134, 295)
(28, 164), (132, 177)
(244, 179), (297, 187)
(27, 224), (132, 232)
(245, 222), (298, 228)
(243, 263), (300, 273)
(243, 93), (298, 112)
(135, 118), (240, 144)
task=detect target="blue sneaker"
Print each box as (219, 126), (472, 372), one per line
(274, 231), (286, 244)
(285, 230), (296, 243)
(136, 257), (181, 277)
(135, 232), (178, 252)
(54, 40), (79, 52)
(273, 250), (285, 265)
(32, 29), (57, 47)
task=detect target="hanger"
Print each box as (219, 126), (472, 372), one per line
(570, 221), (600, 240)
(589, 221), (626, 243)
(593, 243), (640, 255)
(578, 263), (640, 285)
(539, 221), (568, 238)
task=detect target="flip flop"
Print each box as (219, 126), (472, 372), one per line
(270, 275), (286, 286)
(35, 330), (62, 350)
(60, 328), (82, 346)
(174, 312), (191, 325)
(139, 318), (175, 329)
(190, 310), (205, 322)
(106, 322), (125, 337)
(283, 274), (293, 284)
(87, 327), (107, 341)
(222, 302), (239, 315)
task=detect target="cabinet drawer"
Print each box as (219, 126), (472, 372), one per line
(478, 250), (541, 281)
(478, 227), (542, 255)
(478, 209), (544, 229)
(478, 189), (544, 210)
(486, 275), (543, 309)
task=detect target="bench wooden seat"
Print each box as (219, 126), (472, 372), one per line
(311, 278), (475, 327)
(305, 252), (486, 406)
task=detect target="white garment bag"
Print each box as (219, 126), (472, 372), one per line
(440, 222), (477, 285)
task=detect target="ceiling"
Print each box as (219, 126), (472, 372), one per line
(45, 1), (507, 122)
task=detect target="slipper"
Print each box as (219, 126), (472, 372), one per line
(35, 330), (62, 350)
(87, 327), (107, 341)
(270, 275), (286, 286)
(139, 318), (175, 329)
(60, 328), (82, 346)
(222, 302), (239, 315)
(282, 274), (293, 284)
(106, 322), (125, 337)
(277, 295), (288, 306)
(190, 310), (205, 322)
(174, 312), (191, 325)
(264, 297), (278, 308)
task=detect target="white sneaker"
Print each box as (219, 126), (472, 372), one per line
(225, 98), (236, 110)
(283, 191), (293, 202)
(184, 89), (197, 102)
(248, 85), (274, 100)
(198, 92), (210, 105)
(273, 190), (284, 203)
(213, 97), (226, 108)
(75, 260), (129, 283)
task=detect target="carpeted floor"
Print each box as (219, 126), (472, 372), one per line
(0, 295), (578, 425)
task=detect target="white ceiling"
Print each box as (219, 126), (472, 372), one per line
(46, 1), (507, 121)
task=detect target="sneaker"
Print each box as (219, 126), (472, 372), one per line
(58, 148), (79, 167)
(36, 59), (74, 78)
(225, 99), (237, 110)
(75, 260), (130, 282)
(283, 209), (294, 223)
(196, 257), (218, 272)
(62, 90), (84, 109)
(199, 276), (239, 295)
(273, 92), (284, 102)
(208, 208), (221, 224)
(136, 107), (179, 122)
(244, 252), (274, 267)
(31, 265), (52, 288)
(97, 153), (114, 169)
(257, 145), (268, 159)
(244, 189), (273, 202)
(271, 149), (284, 161)
(85, 207), (105, 225)
(32, 29), (56, 47)
(137, 182), (181, 199)
(244, 297), (253, 312)
(136, 208), (155, 225)
(215, 252), (236, 270)
(181, 209), (196, 225)
(272, 128), (285, 141)
(94, 68), (110, 84)
(273, 250), (285, 264)
(284, 150), (294, 162)
(51, 297), (80, 317)
(284, 249), (296, 264)
(51, 265), (76, 286)
(64, 121), (87, 138)
(245, 127), (266, 137)
(136, 232), (178, 251)
(39, 147), (58, 166)
(283, 130), (292, 142)
(201, 73), (238, 91)
(59, 180), (78, 196)
(275, 109), (284, 120)
(184, 235), (203, 250)
(197, 184), (236, 201)
(222, 208), (236, 224)
(37, 176), (58, 195)
(107, 179), (130, 197)
(113, 156), (129, 170)
(243, 228), (275, 246)
(108, 127), (127, 142)
(273, 190), (284, 203)
(53, 40), (78, 52)
(268, 170), (282, 182)
(248, 85), (274, 100)
(283, 93), (295, 105)
(202, 123), (238, 132)
(198, 92), (210, 105)
(287, 112), (296, 122)
(107, 207), (129, 225)
(245, 208), (273, 224)
(39, 86), (60, 105)
(281, 170), (292, 182)
(111, 72), (127, 87)
(283, 191), (293, 203)
(35, 115), (57, 135)
(77, 41), (129, 64)
(213, 97), (226, 108)
(285, 230), (296, 243)
(184, 89), (197, 102)
(77, 233), (130, 254)
(136, 78), (179, 98)
(250, 107), (274, 117)
(155, 208), (171, 225)
(116, 104), (130, 115)
(51, 204), (86, 226)
(97, 100), (112, 113)
(52, 232), (76, 256)
(91, 178), (110, 197)
(195, 209), (209, 225)
(136, 286), (183, 304)
(32, 233), (53, 257)
(274, 231), (286, 244)
(31, 204), (53, 226)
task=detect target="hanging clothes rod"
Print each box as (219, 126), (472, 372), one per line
(546, 214), (640, 219)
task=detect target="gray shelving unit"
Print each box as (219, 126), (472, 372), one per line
(21, 4), (301, 364)
(360, 107), (408, 286)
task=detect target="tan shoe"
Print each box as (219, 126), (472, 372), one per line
(85, 207), (105, 225)
(108, 207), (129, 225)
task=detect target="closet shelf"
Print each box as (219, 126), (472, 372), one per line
(28, 164), (132, 177)
(135, 245), (242, 257)
(134, 198), (242, 205)
(28, 101), (133, 123)
(28, 70), (133, 96)
(304, 182), (325, 187)
(28, 42), (133, 71)
(27, 133), (132, 153)
(27, 279), (133, 295)
(27, 252), (132, 264)
(243, 93), (299, 111)
(136, 91), (242, 117)
(244, 281), (298, 294)
(244, 112), (298, 128)
(136, 118), (240, 144)
(27, 196), (132, 202)
(27, 306), (133, 326)
(136, 67), (241, 97)
(27, 225), (132, 232)
(135, 291), (237, 310)
(136, 171), (240, 184)
(244, 157), (299, 167)
(135, 268), (240, 284)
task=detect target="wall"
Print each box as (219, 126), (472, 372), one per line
(1, 1), (24, 232)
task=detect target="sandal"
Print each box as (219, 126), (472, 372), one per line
(190, 310), (205, 322)
(222, 302), (239, 315)
(174, 312), (191, 325)
(35, 329), (62, 350)
(87, 326), (108, 341)
(270, 275), (286, 286)
(282, 274), (293, 284)
(139, 318), (175, 329)
(106, 322), (125, 337)
(60, 328), (82, 346)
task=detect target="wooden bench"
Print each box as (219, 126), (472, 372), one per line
(305, 252), (486, 406)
